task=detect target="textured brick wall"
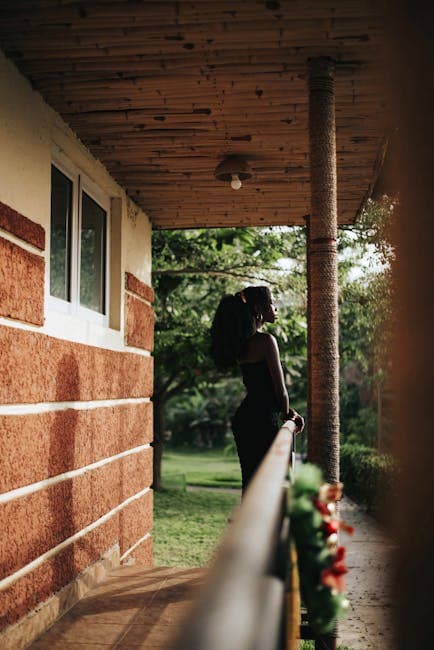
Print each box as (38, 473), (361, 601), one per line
(0, 450), (153, 581)
(0, 209), (155, 632)
(0, 200), (45, 250)
(0, 200), (45, 326)
(0, 327), (154, 404)
(125, 273), (155, 351)
(0, 327), (155, 629)
(0, 515), (120, 628)
(0, 402), (152, 493)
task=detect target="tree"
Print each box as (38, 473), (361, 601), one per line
(338, 196), (395, 448)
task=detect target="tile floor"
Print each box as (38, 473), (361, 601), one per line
(29, 567), (206, 649)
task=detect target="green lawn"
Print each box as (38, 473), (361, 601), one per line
(162, 446), (242, 489)
(153, 488), (240, 566)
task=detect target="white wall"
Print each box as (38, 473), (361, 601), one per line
(0, 50), (152, 351)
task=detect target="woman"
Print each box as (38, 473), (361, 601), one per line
(211, 285), (304, 493)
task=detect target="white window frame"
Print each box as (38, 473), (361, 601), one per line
(48, 152), (110, 327)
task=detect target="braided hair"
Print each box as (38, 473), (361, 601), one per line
(210, 286), (272, 369)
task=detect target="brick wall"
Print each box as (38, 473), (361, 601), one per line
(0, 206), (155, 631)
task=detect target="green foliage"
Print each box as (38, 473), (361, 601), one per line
(339, 270), (393, 380)
(340, 443), (396, 515)
(292, 463), (323, 498)
(166, 378), (245, 447)
(153, 489), (240, 567)
(338, 196), (395, 448)
(340, 396), (378, 447)
(340, 196), (395, 269)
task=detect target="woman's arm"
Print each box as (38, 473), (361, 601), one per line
(262, 333), (289, 415)
(262, 333), (305, 432)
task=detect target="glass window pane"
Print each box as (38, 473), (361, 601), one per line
(80, 191), (107, 314)
(50, 166), (72, 301)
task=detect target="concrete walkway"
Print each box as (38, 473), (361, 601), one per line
(339, 498), (395, 650)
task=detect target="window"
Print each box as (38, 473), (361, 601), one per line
(80, 191), (107, 313)
(50, 160), (110, 322)
(50, 166), (72, 302)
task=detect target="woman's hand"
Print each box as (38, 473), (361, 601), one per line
(293, 412), (305, 434)
(286, 408), (305, 434)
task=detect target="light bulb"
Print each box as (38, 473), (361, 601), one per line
(231, 174), (242, 190)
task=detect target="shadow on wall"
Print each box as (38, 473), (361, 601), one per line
(49, 353), (80, 591)
(48, 353), (97, 596)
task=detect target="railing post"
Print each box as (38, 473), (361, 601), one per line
(169, 422), (296, 650)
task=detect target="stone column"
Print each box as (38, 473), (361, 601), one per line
(307, 57), (340, 486)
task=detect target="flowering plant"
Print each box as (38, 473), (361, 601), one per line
(289, 464), (353, 634)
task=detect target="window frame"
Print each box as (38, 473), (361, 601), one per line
(48, 152), (110, 327)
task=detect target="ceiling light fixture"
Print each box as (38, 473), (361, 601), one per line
(214, 155), (252, 191)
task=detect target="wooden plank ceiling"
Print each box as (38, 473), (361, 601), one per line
(0, 1), (386, 229)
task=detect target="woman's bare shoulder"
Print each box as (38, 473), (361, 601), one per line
(257, 331), (277, 343)
(255, 331), (278, 352)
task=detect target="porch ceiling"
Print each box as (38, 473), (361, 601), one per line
(1, 1), (386, 229)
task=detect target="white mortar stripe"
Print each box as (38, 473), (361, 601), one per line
(120, 532), (151, 562)
(0, 486), (151, 592)
(0, 315), (42, 333)
(0, 316), (152, 356)
(0, 396), (150, 416)
(125, 344), (151, 356)
(125, 288), (153, 307)
(0, 227), (45, 255)
(0, 444), (151, 505)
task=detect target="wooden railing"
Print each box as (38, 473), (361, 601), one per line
(169, 420), (298, 650)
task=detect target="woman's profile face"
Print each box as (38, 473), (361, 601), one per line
(263, 293), (278, 323)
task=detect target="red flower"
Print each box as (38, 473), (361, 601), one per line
(321, 560), (348, 592)
(319, 482), (343, 502)
(313, 497), (329, 516)
(339, 521), (355, 536)
(322, 520), (339, 537)
(322, 518), (355, 538)
(335, 546), (346, 562)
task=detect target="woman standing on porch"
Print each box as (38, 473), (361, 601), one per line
(211, 286), (304, 493)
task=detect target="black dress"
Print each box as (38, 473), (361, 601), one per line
(232, 360), (281, 492)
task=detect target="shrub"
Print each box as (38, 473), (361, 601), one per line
(340, 443), (396, 516)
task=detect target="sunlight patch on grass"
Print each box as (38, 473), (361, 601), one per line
(162, 447), (242, 488)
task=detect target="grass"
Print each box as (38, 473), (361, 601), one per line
(153, 488), (240, 567)
(162, 446), (242, 489)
